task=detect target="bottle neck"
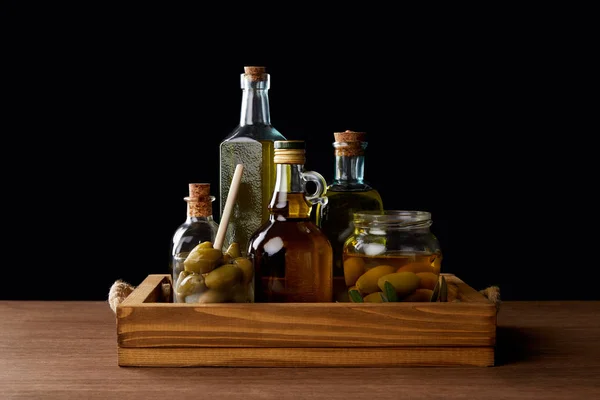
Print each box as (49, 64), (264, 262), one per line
(186, 214), (214, 223)
(269, 163), (311, 219)
(240, 87), (271, 126)
(333, 154), (365, 184)
(186, 198), (213, 220)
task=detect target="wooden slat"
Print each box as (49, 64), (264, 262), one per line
(118, 346), (495, 367)
(118, 302), (496, 348)
(450, 275), (490, 303)
(119, 275), (169, 307)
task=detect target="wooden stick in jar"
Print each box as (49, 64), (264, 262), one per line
(213, 163), (244, 251)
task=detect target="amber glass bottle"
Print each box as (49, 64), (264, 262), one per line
(248, 140), (333, 302)
(314, 130), (383, 301)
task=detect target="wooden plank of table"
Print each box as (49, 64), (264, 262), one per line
(2, 301), (600, 400)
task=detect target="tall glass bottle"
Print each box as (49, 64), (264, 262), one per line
(248, 140), (333, 302)
(314, 130), (383, 301)
(219, 66), (286, 255)
(169, 183), (219, 291)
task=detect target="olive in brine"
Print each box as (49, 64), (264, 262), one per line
(232, 257), (253, 285)
(225, 242), (241, 259)
(229, 284), (249, 303)
(221, 253), (233, 265)
(204, 264), (243, 290)
(184, 245), (223, 274)
(176, 274), (207, 297)
(197, 289), (230, 304)
(175, 270), (191, 291)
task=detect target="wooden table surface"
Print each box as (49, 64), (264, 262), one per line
(1, 301), (599, 400)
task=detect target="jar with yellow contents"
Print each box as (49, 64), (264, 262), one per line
(342, 211), (443, 303)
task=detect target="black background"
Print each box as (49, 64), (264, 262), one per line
(4, 6), (596, 301)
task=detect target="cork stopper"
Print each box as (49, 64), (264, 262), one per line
(243, 66), (268, 82)
(185, 183), (213, 217)
(334, 130), (367, 157)
(188, 183), (210, 198)
(334, 130), (367, 143)
(274, 140), (306, 164)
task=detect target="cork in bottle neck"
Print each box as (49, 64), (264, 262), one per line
(243, 66), (268, 82)
(333, 130), (367, 157)
(185, 183), (214, 218)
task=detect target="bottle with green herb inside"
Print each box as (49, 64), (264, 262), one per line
(313, 130), (384, 301)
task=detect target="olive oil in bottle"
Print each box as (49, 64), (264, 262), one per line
(249, 140), (333, 302)
(313, 130), (383, 301)
(219, 66), (286, 255)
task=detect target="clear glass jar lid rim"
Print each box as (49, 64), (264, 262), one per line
(353, 210), (432, 223)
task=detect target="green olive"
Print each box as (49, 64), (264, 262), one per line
(197, 289), (230, 304)
(198, 241), (214, 249)
(233, 257), (253, 285)
(176, 274), (207, 297)
(204, 264), (243, 290)
(225, 242), (241, 259)
(220, 253), (233, 265)
(174, 270), (191, 292)
(184, 246), (223, 274)
(229, 284), (249, 303)
(176, 293), (186, 303)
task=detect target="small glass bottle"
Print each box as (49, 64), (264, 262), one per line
(219, 66), (286, 255)
(169, 183), (219, 292)
(343, 211), (442, 303)
(248, 140), (333, 302)
(314, 130), (383, 301)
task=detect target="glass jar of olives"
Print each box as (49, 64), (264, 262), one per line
(342, 211), (443, 303)
(170, 183), (219, 287)
(173, 241), (254, 303)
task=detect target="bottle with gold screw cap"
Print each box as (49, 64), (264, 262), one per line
(313, 130), (383, 302)
(169, 183), (219, 298)
(219, 66), (286, 256)
(248, 140), (333, 302)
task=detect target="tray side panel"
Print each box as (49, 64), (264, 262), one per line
(118, 301), (496, 348)
(118, 346), (495, 367)
(446, 275), (490, 303)
(119, 274), (170, 306)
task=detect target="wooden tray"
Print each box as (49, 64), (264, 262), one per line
(116, 273), (497, 367)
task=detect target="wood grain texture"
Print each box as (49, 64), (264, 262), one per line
(120, 274), (170, 305)
(117, 274), (496, 351)
(2, 301), (600, 399)
(118, 302), (496, 348)
(118, 346), (495, 367)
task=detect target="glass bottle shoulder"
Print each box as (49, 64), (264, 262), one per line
(249, 218), (329, 247)
(322, 183), (383, 210)
(171, 219), (219, 255)
(327, 181), (380, 194)
(221, 124), (286, 143)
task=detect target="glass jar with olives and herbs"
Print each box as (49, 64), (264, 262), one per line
(342, 211), (443, 303)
